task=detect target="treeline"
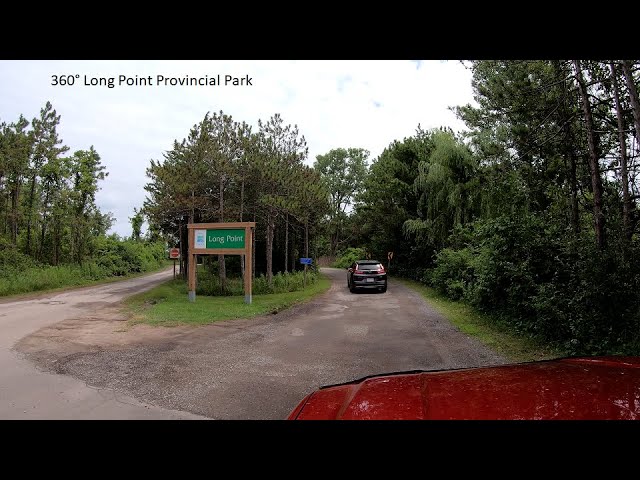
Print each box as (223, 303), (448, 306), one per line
(0, 101), (166, 295)
(143, 111), (329, 290)
(333, 60), (640, 354)
(0, 101), (113, 264)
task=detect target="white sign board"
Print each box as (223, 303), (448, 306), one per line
(194, 229), (206, 249)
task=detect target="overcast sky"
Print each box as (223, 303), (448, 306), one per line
(0, 60), (476, 237)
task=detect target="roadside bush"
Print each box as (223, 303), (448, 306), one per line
(424, 213), (640, 355)
(533, 238), (640, 354)
(93, 237), (165, 276)
(0, 238), (40, 275)
(430, 247), (476, 300)
(0, 238), (168, 297)
(333, 247), (367, 268)
(196, 270), (319, 296)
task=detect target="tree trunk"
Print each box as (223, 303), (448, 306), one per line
(178, 220), (183, 279)
(0, 173), (4, 225)
(284, 213), (289, 273)
(252, 212), (256, 280)
(305, 218), (309, 258)
(70, 217), (76, 264)
(39, 186), (53, 263)
(240, 177), (245, 279)
(610, 62), (632, 240)
(39, 192), (49, 263)
(0, 178), (6, 237)
(75, 193), (88, 264)
(217, 255), (226, 291)
(74, 215), (84, 265)
(25, 174), (37, 255)
(556, 60), (580, 234)
(568, 150), (579, 234)
(330, 231), (338, 257)
(185, 213), (193, 281)
(573, 60), (606, 249)
(53, 215), (60, 265)
(266, 209), (274, 286)
(621, 60), (640, 148)
(10, 182), (20, 245)
(291, 227), (297, 272)
(72, 208), (80, 264)
(218, 175), (226, 293)
(183, 222), (188, 280)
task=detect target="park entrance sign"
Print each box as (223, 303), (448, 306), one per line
(187, 222), (256, 304)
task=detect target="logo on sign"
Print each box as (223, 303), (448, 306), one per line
(195, 230), (206, 249)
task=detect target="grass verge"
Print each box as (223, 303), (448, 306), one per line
(0, 261), (174, 302)
(396, 278), (566, 363)
(124, 274), (331, 327)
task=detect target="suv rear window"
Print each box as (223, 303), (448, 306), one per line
(357, 263), (383, 271)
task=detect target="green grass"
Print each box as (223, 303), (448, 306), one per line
(124, 274), (331, 327)
(396, 278), (566, 363)
(0, 260), (173, 300)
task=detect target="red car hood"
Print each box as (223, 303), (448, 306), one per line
(288, 357), (640, 420)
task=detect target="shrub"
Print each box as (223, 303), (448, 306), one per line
(430, 247), (476, 300)
(196, 269), (319, 296)
(0, 239), (40, 276)
(0, 238), (168, 297)
(93, 238), (166, 276)
(333, 247), (368, 268)
(423, 213), (640, 354)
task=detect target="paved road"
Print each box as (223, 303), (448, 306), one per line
(0, 268), (205, 419)
(11, 267), (506, 419)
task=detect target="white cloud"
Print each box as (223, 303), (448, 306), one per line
(0, 60), (475, 236)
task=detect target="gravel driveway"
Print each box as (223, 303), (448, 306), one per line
(13, 267), (507, 419)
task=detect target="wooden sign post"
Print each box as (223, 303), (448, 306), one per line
(187, 222), (255, 304)
(169, 247), (180, 279)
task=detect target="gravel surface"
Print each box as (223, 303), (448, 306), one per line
(15, 268), (507, 419)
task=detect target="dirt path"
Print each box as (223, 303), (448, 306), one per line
(0, 267), (204, 419)
(11, 267), (507, 419)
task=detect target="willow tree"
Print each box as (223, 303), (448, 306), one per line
(403, 128), (478, 248)
(354, 133), (427, 266)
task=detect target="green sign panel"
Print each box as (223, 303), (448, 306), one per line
(194, 228), (245, 249)
(194, 229), (245, 249)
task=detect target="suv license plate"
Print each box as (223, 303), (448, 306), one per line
(366, 278), (374, 282)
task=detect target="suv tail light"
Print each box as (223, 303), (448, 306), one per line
(354, 270), (365, 274)
(378, 266), (386, 273)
